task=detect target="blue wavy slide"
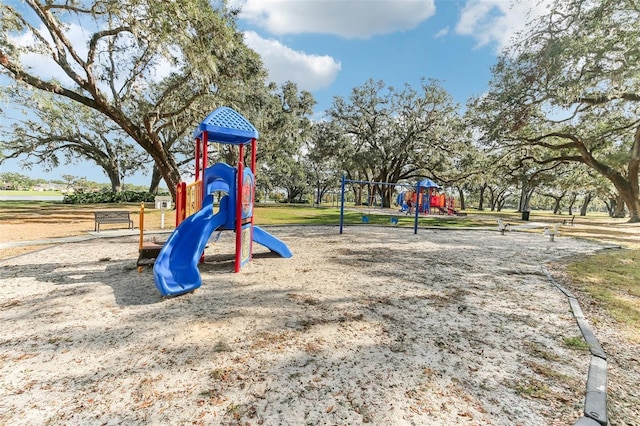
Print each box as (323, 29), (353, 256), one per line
(253, 226), (292, 258)
(153, 196), (227, 297)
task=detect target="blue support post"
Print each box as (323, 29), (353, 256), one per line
(414, 182), (421, 234)
(339, 174), (346, 234)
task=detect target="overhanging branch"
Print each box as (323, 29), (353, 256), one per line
(577, 92), (640, 104)
(1, 58), (99, 110)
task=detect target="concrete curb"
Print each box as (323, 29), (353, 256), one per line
(542, 266), (609, 426)
(0, 229), (173, 249)
(0, 235), (95, 248)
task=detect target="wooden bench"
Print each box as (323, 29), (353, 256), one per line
(563, 215), (576, 225)
(94, 211), (134, 232)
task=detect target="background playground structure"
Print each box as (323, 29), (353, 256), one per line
(396, 178), (460, 216)
(339, 176), (464, 234)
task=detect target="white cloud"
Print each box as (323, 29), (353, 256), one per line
(455, 0), (552, 52)
(243, 31), (341, 91)
(435, 26), (449, 38)
(231, 0), (436, 39)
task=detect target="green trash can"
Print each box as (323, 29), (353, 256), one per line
(521, 211), (530, 221)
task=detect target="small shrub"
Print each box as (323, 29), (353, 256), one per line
(63, 191), (169, 204)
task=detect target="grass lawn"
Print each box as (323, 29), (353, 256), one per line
(253, 204), (492, 227)
(567, 250), (640, 342)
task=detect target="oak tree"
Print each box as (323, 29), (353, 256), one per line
(0, 0), (266, 199)
(1, 87), (147, 191)
(470, 0), (640, 221)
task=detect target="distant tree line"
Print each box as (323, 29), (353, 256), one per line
(0, 172), (151, 193)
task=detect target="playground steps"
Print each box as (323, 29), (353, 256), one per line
(137, 241), (165, 267)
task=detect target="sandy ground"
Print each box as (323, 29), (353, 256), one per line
(0, 224), (621, 425)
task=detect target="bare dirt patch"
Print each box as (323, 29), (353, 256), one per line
(0, 204), (175, 259)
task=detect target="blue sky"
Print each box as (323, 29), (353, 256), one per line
(1, 0), (550, 186)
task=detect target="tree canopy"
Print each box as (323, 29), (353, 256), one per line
(2, 0), (637, 215)
(0, 0), (267, 199)
(326, 78), (466, 206)
(469, 0), (640, 221)
(0, 86), (148, 191)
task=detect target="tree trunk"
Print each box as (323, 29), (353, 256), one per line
(382, 186), (393, 208)
(612, 194), (626, 218)
(148, 149), (182, 201)
(352, 185), (363, 206)
(607, 182), (639, 221)
(579, 193), (592, 216)
(606, 198), (615, 217)
(456, 186), (466, 210)
(567, 192), (577, 215)
(488, 187), (496, 211)
(318, 185), (332, 206)
(478, 184), (486, 210)
(518, 186), (534, 212)
(149, 166), (163, 195)
(607, 177), (640, 221)
(632, 204), (640, 224)
(106, 169), (122, 192)
(578, 128), (640, 222)
(627, 125), (640, 222)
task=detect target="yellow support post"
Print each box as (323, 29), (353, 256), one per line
(138, 202), (145, 272)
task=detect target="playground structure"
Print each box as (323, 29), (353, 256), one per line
(339, 176), (461, 234)
(396, 179), (459, 215)
(136, 202), (164, 271)
(153, 107), (292, 297)
(136, 196), (173, 271)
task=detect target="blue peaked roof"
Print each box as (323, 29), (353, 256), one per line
(193, 107), (259, 145)
(417, 178), (440, 188)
